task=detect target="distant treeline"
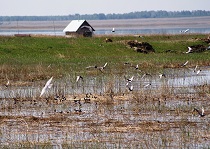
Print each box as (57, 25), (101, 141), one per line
(0, 10), (210, 21)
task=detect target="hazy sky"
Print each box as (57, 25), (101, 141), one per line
(1, 0), (210, 16)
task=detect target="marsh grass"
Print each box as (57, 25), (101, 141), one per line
(0, 34), (209, 81)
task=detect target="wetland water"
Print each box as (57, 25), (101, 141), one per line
(1, 17), (210, 35)
(0, 67), (210, 148)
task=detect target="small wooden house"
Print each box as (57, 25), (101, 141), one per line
(63, 20), (95, 37)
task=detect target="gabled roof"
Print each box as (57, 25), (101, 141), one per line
(63, 20), (94, 32)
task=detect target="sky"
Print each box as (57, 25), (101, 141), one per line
(1, 0), (210, 16)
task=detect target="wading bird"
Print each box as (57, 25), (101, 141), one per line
(40, 76), (53, 97)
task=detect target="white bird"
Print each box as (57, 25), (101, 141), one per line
(86, 65), (97, 69)
(184, 29), (189, 33)
(4, 75), (10, 88)
(76, 75), (83, 82)
(127, 84), (133, 91)
(180, 29), (189, 33)
(112, 28), (115, 32)
(5, 80), (10, 88)
(159, 73), (166, 79)
(141, 73), (152, 79)
(193, 107), (205, 117)
(181, 61), (189, 67)
(98, 62), (108, 72)
(196, 69), (201, 75)
(124, 76), (134, 86)
(193, 65), (198, 72)
(186, 47), (193, 53)
(144, 83), (151, 88)
(192, 65), (201, 74)
(131, 64), (139, 70)
(40, 76), (53, 97)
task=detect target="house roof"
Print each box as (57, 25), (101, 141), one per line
(63, 20), (94, 32)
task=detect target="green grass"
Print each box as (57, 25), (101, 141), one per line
(0, 34), (209, 80)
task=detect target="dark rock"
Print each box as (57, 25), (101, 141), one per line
(127, 40), (155, 53)
(105, 38), (113, 43)
(189, 45), (207, 53)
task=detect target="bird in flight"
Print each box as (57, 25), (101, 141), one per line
(40, 76), (53, 97)
(97, 62), (108, 72)
(181, 61), (189, 67)
(76, 75), (83, 82)
(86, 62), (108, 72)
(144, 83), (151, 88)
(159, 72), (166, 79)
(127, 84), (133, 91)
(4, 75), (10, 88)
(193, 65), (201, 75)
(124, 76), (134, 86)
(141, 73), (152, 79)
(186, 47), (193, 53)
(193, 107), (205, 117)
(112, 28), (115, 32)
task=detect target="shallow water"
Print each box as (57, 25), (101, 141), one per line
(0, 67), (210, 148)
(0, 67), (209, 98)
(1, 27), (210, 36)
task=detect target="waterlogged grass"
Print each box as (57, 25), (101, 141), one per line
(0, 34), (209, 80)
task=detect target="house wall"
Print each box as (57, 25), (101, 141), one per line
(64, 21), (94, 37)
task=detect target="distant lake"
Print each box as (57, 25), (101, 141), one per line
(1, 17), (210, 36)
(1, 28), (210, 36)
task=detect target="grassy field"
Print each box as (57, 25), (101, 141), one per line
(0, 34), (209, 81)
